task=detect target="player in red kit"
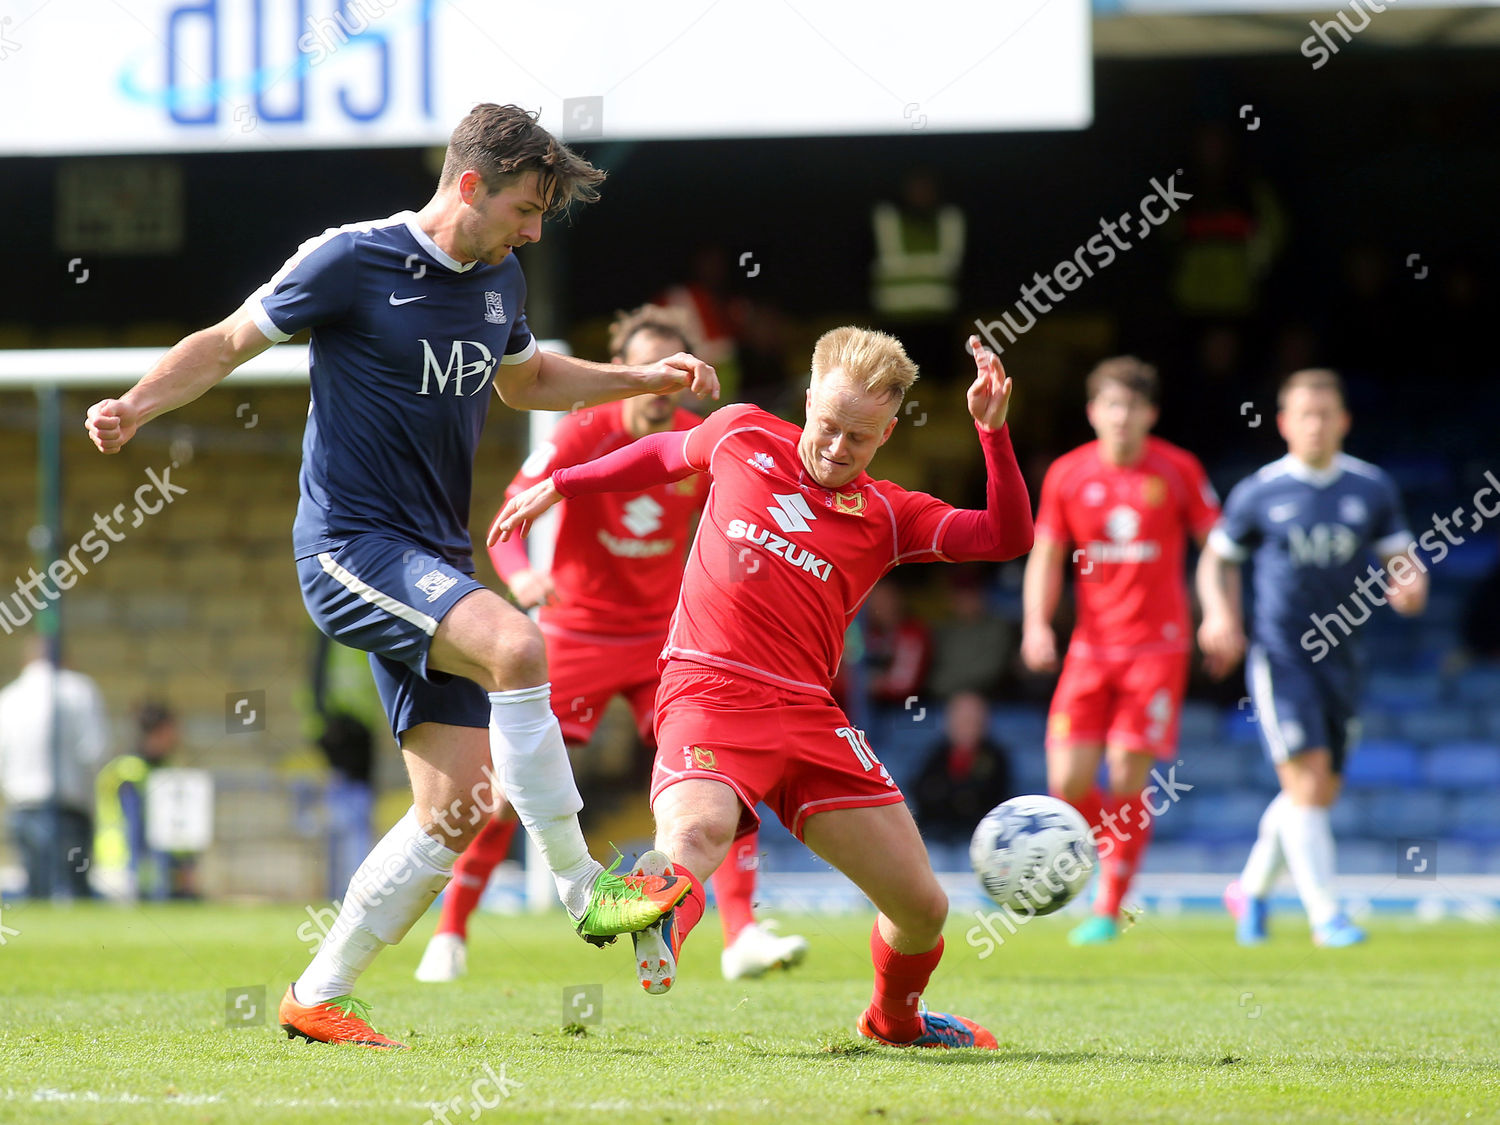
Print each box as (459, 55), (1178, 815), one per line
(496, 329), (1032, 1049)
(1020, 357), (1220, 945)
(415, 305), (807, 983)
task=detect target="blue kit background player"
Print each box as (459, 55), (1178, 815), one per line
(1197, 368), (1428, 947)
(85, 104), (714, 1049)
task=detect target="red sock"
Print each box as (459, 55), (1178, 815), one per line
(1095, 789), (1153, 919)
(864, 924), (944, 1043)
(712, 831), (759, 944)
(672, 865), (707, 947)
(436, 815), (518, 938)
(1059, 785), (1106, 835)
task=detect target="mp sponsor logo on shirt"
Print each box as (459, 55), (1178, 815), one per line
(1287, 523), (1359, 568)
(417, 339), (498, 396)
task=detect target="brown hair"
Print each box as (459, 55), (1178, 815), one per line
(608, 304), (698, 360)
(1086, 356), (1158, 404)
(809, 327), (918, 403)
(438, 103), (605, 217)
(1278, 368), (1346, 409)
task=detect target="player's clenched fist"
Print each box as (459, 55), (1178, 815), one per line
(489, 478), (563, 545)
(1197, 611), (1246, 680)
(965, 336), (1013, 432)
(85, 398), (139, 454)
(637, 352), (719, 402)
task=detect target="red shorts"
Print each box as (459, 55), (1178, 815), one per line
(543, 624), (664, 746)
(1046, 649), (1189, 761)
(651, 661), (905, 841)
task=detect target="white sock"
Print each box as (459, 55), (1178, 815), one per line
(295, 807), (459, 1004)
(1277, 803), (1340, 927)
(1240, 793), (1288, 898)
(488, 684), (600, 917)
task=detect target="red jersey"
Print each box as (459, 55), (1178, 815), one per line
(1034, 436), (1219, 658)
(492, 400), (707, 638)
(659, 404), (1022, 697)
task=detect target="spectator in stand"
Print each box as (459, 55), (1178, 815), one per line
(0, 635), (107, 900)
(909, 692), (1013, 847)
(928, 567), (1012, 699)
(860, 577), (933, 716)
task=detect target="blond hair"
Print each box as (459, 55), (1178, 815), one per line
(607, 303), (699, 360)
(809, 326), (918, 403)
(1278, 368), (1345, 409)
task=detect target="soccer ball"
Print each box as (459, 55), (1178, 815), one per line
(969, 795), (1096, 916)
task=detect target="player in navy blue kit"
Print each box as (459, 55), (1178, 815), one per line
(84, 104), (714, 1048)
(1197, 369), (1427, 947)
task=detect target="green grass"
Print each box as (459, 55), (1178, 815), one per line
(0, 901), (1494, 1124)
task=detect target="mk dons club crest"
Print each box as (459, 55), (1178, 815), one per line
(690, 745), (718, 770)
(1141, 475), (1166, 508)
(832, 490), (866, 516)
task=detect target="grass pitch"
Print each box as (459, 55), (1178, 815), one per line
(0, 901), (1493, 1124)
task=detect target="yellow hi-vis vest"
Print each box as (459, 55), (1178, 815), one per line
(94, 754), (150, 872)
(871, 202), (966, 318)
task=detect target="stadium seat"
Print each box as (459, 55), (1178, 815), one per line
(1357, 707), (1400, 740)
(1141, 843), (1215, 874)
(1343, 739), (1423, 788)
(1182, 792), (1268, 843)
(1396, 709), (1477, 746)
(1439, 535), (1499, 580)
(1177, 702), (1220, 744)
(1453, 665), (1500, 705)
(1176, 742), (1245, 788)
(1339, 838), (1392, 876)
(1449, 795), (1500, 844)
(1422, 741), (1500, 789)
(1428, 840), (1482, 877)
(1010, 750), (1049, 796)
(989, 706), (1049, 750)
(1479, 706), (1500, 741)
(1330, 793), (1367, 836)
(1366, 671), (1444, 712)
(1362, 789), (1450, 838)
(1220, 706), (1262, 746)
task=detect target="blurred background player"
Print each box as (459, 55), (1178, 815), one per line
(94, 701), (201, 901)
(0, 635), (107, 900)
(496, 330), (1032, 1049)
(83, 104), (706, 1049)
(1199, 368), (1427, 947)
(1021, 357), (1220, 945)
(416, 305), (808, 983)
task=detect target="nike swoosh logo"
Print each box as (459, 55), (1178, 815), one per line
(389, 293), (427, 306)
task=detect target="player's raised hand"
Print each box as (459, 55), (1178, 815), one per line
(637, 352), (720, 402)
(965, 336), (1013, 431)
(506, 567), (558, 610)
(1197, 611), (1246, 680)
(489, 478), (563, 545)
(85, 397), (141, 454)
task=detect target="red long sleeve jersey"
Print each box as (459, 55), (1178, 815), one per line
(493, 400), (707, 638)
(556, 403), (1030, 698)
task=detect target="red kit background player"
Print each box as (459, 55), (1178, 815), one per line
(1021, 357), (1219, 945)
(416, 306), (805, 983)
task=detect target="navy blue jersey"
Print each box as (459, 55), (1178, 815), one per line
(250, 211), (536, 568)
(1210, 454), (1413, 668)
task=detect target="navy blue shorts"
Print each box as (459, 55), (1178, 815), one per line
(297, 537), (491, 740)
(1246, 645), (1361, 774)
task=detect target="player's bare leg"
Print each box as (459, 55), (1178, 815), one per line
(428, 589), (687, 941)
(802, 803), (996, 1049)
(1275, 749), (1361, 946)
(628, 778), (739, 993)
(281, 722), (493, 1047)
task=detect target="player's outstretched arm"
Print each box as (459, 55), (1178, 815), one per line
(494, 348), (718, 412)
(85, 304), (274, 454)
(490, 429), (700, 545)
(1195, 545), (1246, 679)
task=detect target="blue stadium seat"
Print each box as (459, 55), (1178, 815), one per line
(1221, 706), (1262, 746)
(1396, 709), (1477, 746)
(1330, 792), (1368, 836)
(1439, 535), (1499, 580)
(1428, 840), (1483, 876)
(1141, 843), (1215, 875)
(1482, 844), (1500, 875)
(1357, 707), (1400, 740)
(1362, 789), (1450, 837)
(1453, 665), (1500, 705)
(1422, 741), (1500, 789)
(1176, 743), (1245, 788)
(1343, 739), (1423, 788)
(1366, 672), (1444, 712)
(1449, 795), (1500, 844)
(1177, 702), (1221, 744)
(1010, 750), (1049, 796)
(1339, 838), (1392, 876)
(989, 706), (1048, 751)
(1183, 792), (1269, 843)
(1479, 706), (1500, 741)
